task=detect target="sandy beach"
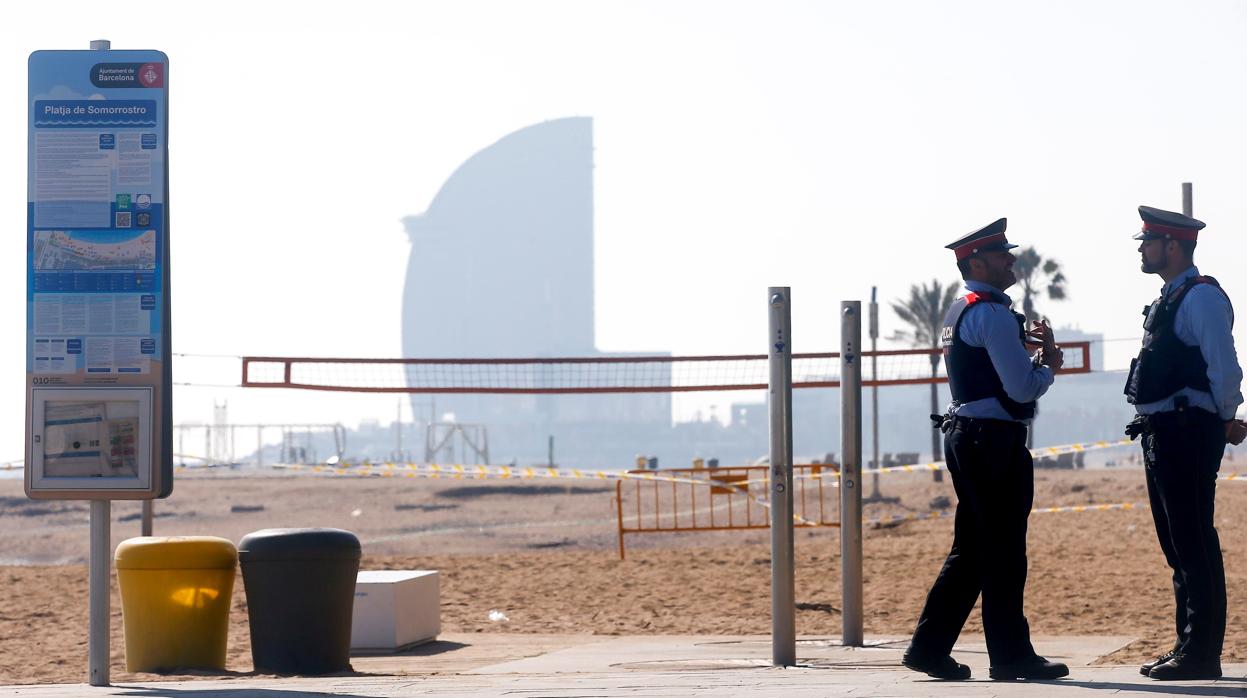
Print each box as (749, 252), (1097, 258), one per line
(3, 458), (1247, 685)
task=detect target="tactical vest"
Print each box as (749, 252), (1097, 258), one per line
(941, 290), (1036, 420)
(1124, 275), (1232, 405)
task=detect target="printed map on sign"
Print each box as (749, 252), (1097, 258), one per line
(33, 230), (156, 270)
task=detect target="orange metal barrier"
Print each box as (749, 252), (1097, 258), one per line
(614, 464), (840, 559)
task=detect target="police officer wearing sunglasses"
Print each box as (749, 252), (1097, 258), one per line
(903, 218), (1069, 682)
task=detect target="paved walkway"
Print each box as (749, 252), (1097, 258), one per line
(5, 634), (1247, 696)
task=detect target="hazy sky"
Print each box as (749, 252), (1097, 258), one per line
(4, 0), (1247, 463)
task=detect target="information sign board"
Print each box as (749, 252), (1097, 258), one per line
(25, 49), (171, 499)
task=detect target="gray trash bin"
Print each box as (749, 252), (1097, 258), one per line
(238, 528), (361, 674)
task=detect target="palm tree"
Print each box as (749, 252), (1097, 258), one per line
(1010, 247), (1068, 447)
(1011, 247), (1068, 323)
(891, 279), (961, 482)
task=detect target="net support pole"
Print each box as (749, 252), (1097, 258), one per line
(89, 499), (111, 686)
(840, 301), (864, 646)
(869, 287), (880, 498)
(768, 287), (796, 667)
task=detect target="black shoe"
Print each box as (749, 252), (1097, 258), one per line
(989, 655), (1069, 680)
(902, 650), (971, 680)
(1139, 649), (1178, 676)
(1148, 653), (1222, 681)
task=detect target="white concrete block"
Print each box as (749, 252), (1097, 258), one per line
(351, 570), (440, 652)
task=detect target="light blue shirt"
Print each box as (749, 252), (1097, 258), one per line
(1134, 265), (1244, 420)
(947, 280), (1055, 422)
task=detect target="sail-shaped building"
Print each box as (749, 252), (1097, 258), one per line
(401, 118), (670, 465)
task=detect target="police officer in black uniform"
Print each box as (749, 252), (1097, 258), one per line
(1125, 206), (1247, 681)
(902, 218), (1069, 681)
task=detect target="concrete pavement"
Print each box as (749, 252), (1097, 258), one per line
(4, 633), (1247, 696)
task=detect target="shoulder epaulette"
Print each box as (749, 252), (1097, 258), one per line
(1172, 274), (1234, 326)
(1177, 275), (1227, 300)
(964, 291), (1007, 306)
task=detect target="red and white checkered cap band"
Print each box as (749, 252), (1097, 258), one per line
(953, 232), (1007, 260)
(1141, 222), (1199, 241)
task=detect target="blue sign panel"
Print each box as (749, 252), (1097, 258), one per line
(28, 51), (166, 380)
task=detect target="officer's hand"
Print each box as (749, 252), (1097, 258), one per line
(1226, 419), (1247, 446)
(1040, 345), (1064, 370)
(1024, 323), (1047, 344)
(1026, 319), (1057, 350)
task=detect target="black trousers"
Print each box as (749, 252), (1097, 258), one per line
(1142, 408), (1227, 659)
(910, 417), (1036, 665)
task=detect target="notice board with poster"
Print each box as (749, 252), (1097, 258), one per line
(25, 49), (171, 499)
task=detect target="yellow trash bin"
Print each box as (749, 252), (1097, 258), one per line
(115, 536), (238, 672)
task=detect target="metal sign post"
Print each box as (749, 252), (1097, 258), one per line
(26, 40), (171, 686)
(840, 301), (864, 646)
(768, 287), (796, 666)
(88, 499), (110, 685)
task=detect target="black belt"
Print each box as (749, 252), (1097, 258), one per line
(932, 413), (1027, 436)
(1126, 407), (1219, 440)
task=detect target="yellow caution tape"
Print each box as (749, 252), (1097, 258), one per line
(714, 501), (1146, 529)
(1032, 502), (1141, 514)
(861, 502), (1143, 527)
(248, 433), (1138, 486)
(268, 461), (726, 489)
(865, 438), (1136, 476)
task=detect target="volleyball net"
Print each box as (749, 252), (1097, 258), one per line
(240, 342), (1091, 394)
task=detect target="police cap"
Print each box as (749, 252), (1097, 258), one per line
(1135, 206), (1205, 241)
(945, 218), (1017, 261)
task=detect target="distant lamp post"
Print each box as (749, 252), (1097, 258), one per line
(865, 286), (898, 503)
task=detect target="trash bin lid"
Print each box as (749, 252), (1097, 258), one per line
(115, 536), (238, 570)
(237, 528), (361, 562)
